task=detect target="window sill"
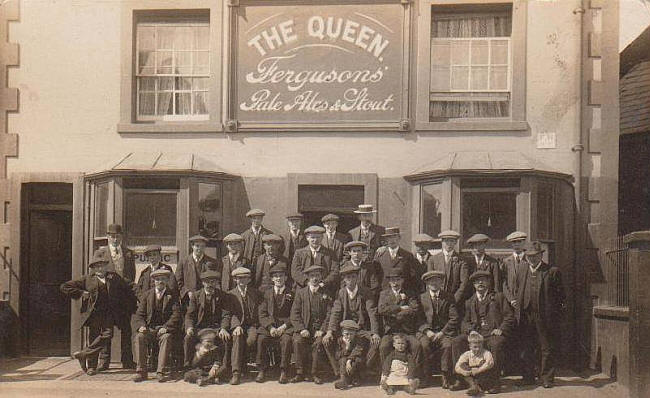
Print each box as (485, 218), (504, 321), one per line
(593, 305), (630, 321)
(415, 120), (529, 132)
(117, 122), (222, 134)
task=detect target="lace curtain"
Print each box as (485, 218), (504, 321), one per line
(431, 13), (511, 38)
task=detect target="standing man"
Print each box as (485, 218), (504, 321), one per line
(176, 235), (218, 306)
(516, 241), (565, 388)
(427, 230), (469, 308)
(348, 204), (385, 260)
(374, 227), (417, 292)
(241, 209), (275, 266)
(465, 234), (501, 293)
(502, 231), (528, 311)
(221, 233), (249, 292)
(136, 245), (178, 302)
(321, 213), (351, 261)
(413, 233), (436, 293)
(60, 250), (135, 375)
(282, 213), (307, 263)
(343, 241), (383, 301)
(291, 225), (339, 293)
(255, 234), (289, 292)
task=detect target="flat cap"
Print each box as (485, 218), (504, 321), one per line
(286, 213), (303, 220)
(88, 249), (109, 268)
(151, 268), (171, 278)
(340, 263), (361, 275)
(467, 234), (490, 244)
(340, 320), (361, 331)
(344, 240), (368, 250)
(304, 225), (326, 235)
(143, 244), (162, 254)
(469, 270), (492, 282)
(246, 209), (266, 218)
(303, 265), (325, 274)
(269, 263), (288, 275)
(422, 270), (446, 281)
(231, 267), (252, 278)
(223, 233), (244, 243)
(106, 224), (123, 235)
(385, 267), (404, 278)
(198, 328), (218, 341)
(189, 234), (209, 243)
(438, 230), (461, 239)
(321, 213), (340, 223)
(413, 233), (435, 244)
(262, 234), (283, 243)
(353, 204), (376, 214)
(382, 227), (401, 237)
(524, 241), (545, 255)
(506, 231), (528, 242)
(200, 270), (221, 280)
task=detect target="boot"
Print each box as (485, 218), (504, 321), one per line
(290, 371), (304, 383)
(72, 351), (87, 373)
(255, 370), (266, 383)
(407, 378), (419, 395)
(133, 371), (147, 383)
(334, 375), (349, 390)
(279, 370), (289, 384)
(230, 372), (241, 385)
(441, 373), (451, 389)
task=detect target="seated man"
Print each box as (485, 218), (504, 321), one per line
(417, 270), (461, 390)
(227, 266), (262, 385)
(343, 241), (383, 301)
(136, 245), (178, 302)
(132, 268), (182, 383)
(333, 320), (369, 390)
(290, 265), (333, 384)
(256, 263), (294, 383)
(183, 328), (226, 386)
(183, 270), (231, 380)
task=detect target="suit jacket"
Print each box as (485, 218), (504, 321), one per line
(175, 254), (219, 299)
(60, 272), (135, 328)
(184, 288), (230, 331)
(241, 226), (275, 265)
(464, 254), (502, 293)
(100, 245), (136, 282)
(136, 263), (178, 302)
(427, 252), (469, 304)
(462, 291), (514, 337)
(335, 335), (369, 365)
(228, 286), (262, 329)
(417, 290), (459, 336)
(258, 284), (295, 335)
(328, 286), (379, 335)
(378, 287), (419, 335)
(290, 285), (332, 333)
(358, 260), (384, 300)
(502, 253), (525, 303)
(515, 262), (565, 325)
(348, 224), (385, 258)
(281, 230), (308, 263)
(221, 253), (250, 292)
(322, 231), (351, 261)
(255, 253), (290, 291)
(374, 247), (417, 291)
(291, 245), (339, 292)
(132, 288), (181, 333)
(413, 251), (432, 293)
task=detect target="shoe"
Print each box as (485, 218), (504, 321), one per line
(157, 373), (171, 383)
(385, 386), (396, 395)
(407, 379), (418, 395)
(487, 386), (501, 394)
(466, 387), (480, 396)
(279, 370), (288, 384)
(230, 372), (241, 385)
(122, 361), (136, 370)
(197, 377), (208, 387)
(97, 362), (109, 371)
(543, 381), (553, 389)
(352, 378), (361, 387)
(72, 351), (87, 372)
(450, 379), (464, 391)
(334, 378), (349, 390)
(133, 372), (147, 383)
(86, 368), (97, 376)
(255, 370), (265, 383)
(290, 373), (304, 383)
(520, 377), (536, 386)
(441, 374), (450, 389)
(313, 375), (323, 384)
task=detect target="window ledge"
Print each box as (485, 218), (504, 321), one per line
(415, 120), (529, 132)
(593, 305), (630, 321)
(117, 122), (222, 134)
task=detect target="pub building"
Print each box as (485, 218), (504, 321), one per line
(0, 0), (619, 379)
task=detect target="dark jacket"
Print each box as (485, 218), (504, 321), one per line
(348, 224), (385, 258)
(374, 247), (417, 291)
(221, 253), (250, 292)
(258, 284), (294, 335)
(290, 285), (332, 333)
(132, 288), (182, 333)
(328, 286), (379, 335)
(291, 245), (339, 292)
(281, 230), (308, 263)
(60, 272), (135, 328)
(378, 287), (419, 335)
(136, 263), (178, 302)
(175, 254), (219, 300)
(427, 252), (469, 304)
(462, 291), (514, 337)
(255, 253), (290, 292)
(417, 290), (459, 336)
(335, 335), (369, 366)
(515, 261), (566, 325)
(501, 253), (525, 304)
(464, 253), (502, 293)
(322, 231), (351, 261)
(184, 288), (230, 331)
(228, 286), (262, 329)
(241, 226), (275, 265)
(100, 245), (136, 283)
(413, 251), (432, 293)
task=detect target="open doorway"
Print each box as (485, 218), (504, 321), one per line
(298, 184), (364, 232)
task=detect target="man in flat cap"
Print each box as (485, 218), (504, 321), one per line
(412, 233), (436, 293)
(255, 234), (290, 292)
(60, 250), (136, 375)
(516, 241), (565, 388)
(227, 267), (262, 385)
(136, 245), (178, 302)
(374, 228), (417, 293)
(465, 234), (501, 294)
(282, 213), (308, 263)
(241, 209), (276, 266)
(502, 231), (528, 311)
(132, 268), (182, 383)
(417, 270), (461, 390)
(343, 241), (383, 301)
(321, 213), (351, 261)
(183, 270), (231, 379)
(427, 231), (469, 309)
(256, 263), (294, 383)
(291, 225), (339, 294)
(176, 235), (219, 306)
(221, 233), (250, 292)
(290, 265), (333, 384)
(333, 320), (369, 390)
(324, 263), (380, 373)
(455, 270), (514, 393)
(348, 204), (385, 260)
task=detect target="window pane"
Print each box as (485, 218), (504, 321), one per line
(139, 93), (156, 115)
(421, 183), (443, 238)
(430, 66), (451, 91)
(176, 93), (192, 114)
(194, 26), (210, 50)
(174, 26), (194, 50)
(139, 77), (156, 92)
(491, 40), (509, 64)
(156, 26), (175, 50)
(470, 67), (488, 90)
(431, 40), (451, 66)
(137, 26), (155, 50)
(198, 183), (223, 240)
(451, 41), (469, 64)
(94, 182), (108, 237)
(157, 92), (173, 115)
(174, 52), (192, 74)
(138, 51), (155, 75)
(193, 92), (208, 115)
(490, 66), (508, 90)
(193, 51), (210, 74)
(471, 40), (489, 64)
(193, 77), (208, 91)
(160, 77), (174, 91)
(156, 51), (173, 74)
(176, 77), (192, 91)
(125, 192), (177, 246)
(462, 191), (516, 248)
(451, 66), (469, 90)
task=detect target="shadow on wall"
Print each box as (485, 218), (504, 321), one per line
(0, 300), (19, 358)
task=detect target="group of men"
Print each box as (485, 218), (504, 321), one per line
(60, 203), (566, 392)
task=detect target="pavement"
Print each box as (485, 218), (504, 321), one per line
(0, 357), (628, 397)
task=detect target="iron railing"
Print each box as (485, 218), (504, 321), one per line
(604, 236), (629, 307)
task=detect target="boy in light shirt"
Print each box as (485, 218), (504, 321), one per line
(454, 331), (497, 395)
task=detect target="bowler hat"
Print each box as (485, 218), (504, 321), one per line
(223, 233), (244, 243)
(269, 263), (288, 275)
(231, 267), (252, 278)
(506, 231), (528, 242)
(303, 265), (325, 274)
(469, 270), (492, 282)
(151, 268), (171, 278)
(422, 270), (446, 281)
(524, 241), (545, 255)
(413, 233), (435, 244)
(143, 244), (162, 254)
(344, 240), (368, 250)
(340, 263), (361, 275)
(304, 225), (325, 235)
(467, 234), (490, 244)
(286, 213), (303, 220)
(189, 235), (209, 243)
(438, 230), (461, 239)
(246, 209), (265, 218)
(340, 320), (361, 331)
(321, 214), (340, 223)
(200, 270), (221, 280)
(88, 250), (109, 268)
(107, 224), (123, 235)
(353, 204), (377, 214)
(198, 328), (218, 341)
(262, 234), (283, 243)
(382, 227), (401, 238)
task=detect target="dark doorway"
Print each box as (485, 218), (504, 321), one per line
(298, 184), (365, 233)
(21, 183), (73, 356)
(619, 132), (650, 235)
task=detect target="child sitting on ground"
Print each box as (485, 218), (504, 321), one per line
(454, 331), (497, 395)
(333, 320), (369, 390)
(183, 329), (225, 386)
(380, 333), (419, 395)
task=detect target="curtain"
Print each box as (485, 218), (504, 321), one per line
(430, 100), (510, 119)
(432, 14), (512, 38)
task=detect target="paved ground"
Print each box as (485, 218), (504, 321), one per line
(0, 357), (628, 397)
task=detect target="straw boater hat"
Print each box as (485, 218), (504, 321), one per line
(353, 204), (377, 214)
(246, 209), (265, 218)
(150, 268), (171, 279)
(506, 231), (528, 242)
(382, 227), (401, 238)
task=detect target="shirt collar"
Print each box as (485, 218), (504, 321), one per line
(529, 260), (543, 273)
(429, 289), (441, 299)
(310, 246), (321, 254)
(274, 285), (286, 295)
(238, 286), (248, 297)
(476, 290), (488, 301)
(309, 284), (319, 294)
(475, 254), (484, 264)
(96, 275), (106, 284)
(155, 287), (166, 297)
(346, 285), (359, 300)
(193, 253), (204, 263)
(443, 249), (454, 258)
(388, 246), (399, 257)
(392, 287), (402, 297)
(204, 288), (214, 297)
(229, 252), (240, 262)
(252, 225), (261, 234)
(514, 252), (524, 261)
